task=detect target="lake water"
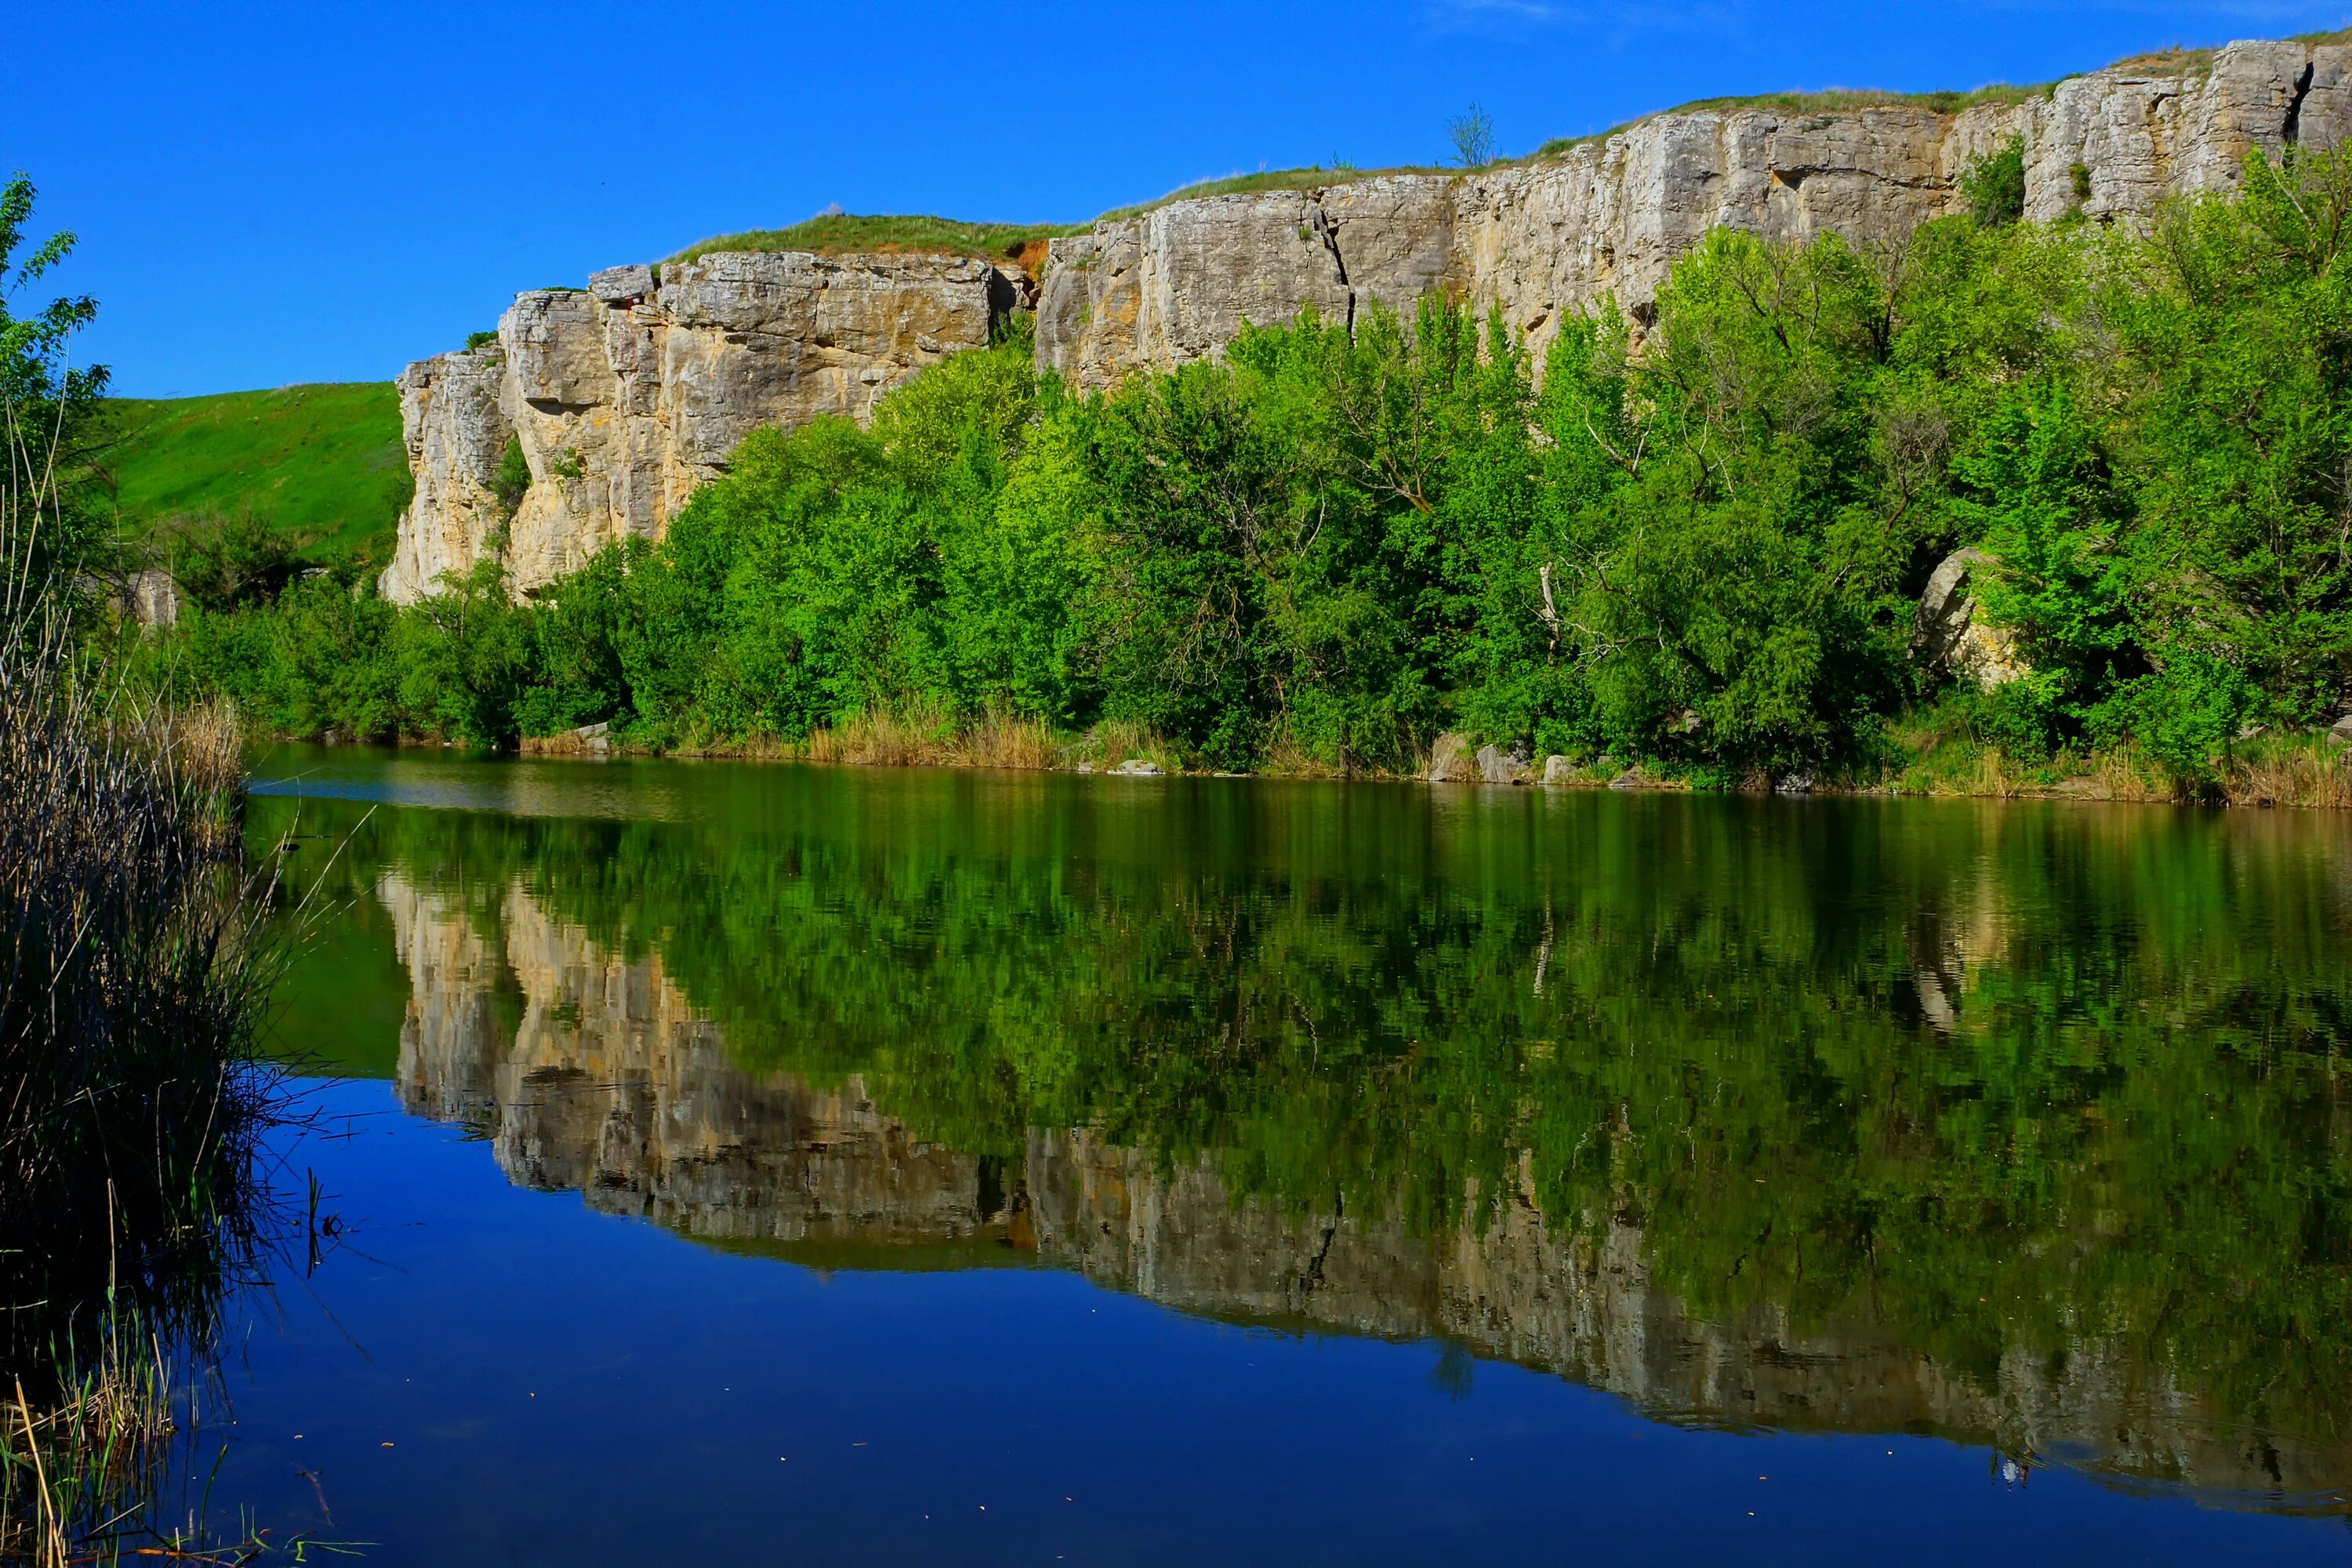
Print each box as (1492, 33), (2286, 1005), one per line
(203, 746), (2352, 1562)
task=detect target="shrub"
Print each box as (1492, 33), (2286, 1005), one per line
(1961, 136), (2027, 227)
(490, 434), (531, 514)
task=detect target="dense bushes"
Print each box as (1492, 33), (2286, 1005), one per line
(174, 147), (2352, 782)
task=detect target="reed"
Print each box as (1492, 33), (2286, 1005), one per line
(2220, 734), (2352, 810)
(2, 373), (282, 1563)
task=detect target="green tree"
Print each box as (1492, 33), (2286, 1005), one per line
(0, 173), (112, 600)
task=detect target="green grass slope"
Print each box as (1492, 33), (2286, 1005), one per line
(103, 382), (410, 568)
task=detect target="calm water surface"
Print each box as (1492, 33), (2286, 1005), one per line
(209, 746), (2352, 1562)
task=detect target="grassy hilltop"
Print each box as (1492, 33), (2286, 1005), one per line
(103, 382), (409, 568)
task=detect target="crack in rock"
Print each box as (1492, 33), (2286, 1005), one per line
(2286, 61), (2318, 147)
(1307, 196), (1356, 336)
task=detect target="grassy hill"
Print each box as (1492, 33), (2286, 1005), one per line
(103, 382), (409, 568)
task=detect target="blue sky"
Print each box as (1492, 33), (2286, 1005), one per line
(9, 0), (2352, 397)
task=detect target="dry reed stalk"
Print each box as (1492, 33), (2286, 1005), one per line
(2, 359), (282, 1563)
(2223, 737), (2352, 809)
(953, 712), (1056, 771)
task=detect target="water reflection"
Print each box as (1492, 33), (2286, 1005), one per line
(258, 752), (2352, 1515)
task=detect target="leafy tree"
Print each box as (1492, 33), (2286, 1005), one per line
(1950, 380), (2132, 750)
(0, 173), (111, 600)
(158, 508), (317, 610)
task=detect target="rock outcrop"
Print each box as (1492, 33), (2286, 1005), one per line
(1425, 731), (1477, 782)
(1040, 40), (2352, 387)
(381, 253), (1024, 601)
(1914, 546), (2028, 688)
(386, 38), (2351, 601)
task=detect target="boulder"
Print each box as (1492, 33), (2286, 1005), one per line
(1426, 732), (1478, 783)
(1475, 742), (1534, 785)
(1913, 548), (2029, 689)
(1541, 755), (1575, 786)
(1607, 768), (1645, 791)
(2328, 715), (2352, 748)
(124, 569), (180, 630)
(1775, 768), (1817, 796)
(1109, 758), (1164, 776)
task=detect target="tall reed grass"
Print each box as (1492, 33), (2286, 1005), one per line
(1, 376), (282, 1563)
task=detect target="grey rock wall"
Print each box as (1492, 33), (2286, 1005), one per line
(1038, 39), (2352, 387)
(381, 253), (1018, 601)
(385, 37), (2351, 601)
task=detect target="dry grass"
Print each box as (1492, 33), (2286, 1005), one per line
(664, 703), (1057, 771)
(1872, 698), (2352, 808)
(654, 708), (1190, 775)
(800, 704), (1061, 770)
(547, 702), (2352, 810)
(2220, 735), (2352, 810)
(2, 372), (285, 1565)
(665, 214), (1077, 270)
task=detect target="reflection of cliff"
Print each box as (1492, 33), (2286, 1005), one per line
(383, 873), (2347, 1507)
(384, 874), (996, 1247)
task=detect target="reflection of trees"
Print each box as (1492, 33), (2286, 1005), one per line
(275, 775), (2352, 1505)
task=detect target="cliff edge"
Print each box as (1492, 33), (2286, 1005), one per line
(385, 37), (2352, 602)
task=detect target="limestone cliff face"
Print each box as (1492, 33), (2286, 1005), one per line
(1040, 39), (2352, 385)
(380, 253), (1022, 601)
(380, 345), (510, 601)
(376, 873), (2351, 1500)
(383, 38), (2351, 602)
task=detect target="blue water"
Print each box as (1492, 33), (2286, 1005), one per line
(183, 746), (2352, 1563)
(205, 1080), (2348, 1565)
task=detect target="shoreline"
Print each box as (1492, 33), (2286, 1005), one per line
(441, 724), (2352, 811)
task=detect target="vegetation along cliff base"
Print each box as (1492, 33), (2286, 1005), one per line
(129, 140), (2352, 808)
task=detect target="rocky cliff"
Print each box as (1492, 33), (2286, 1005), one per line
(1040, 38), (2350, 384)
(378, 872), (2352, 1501)
(381, 254), (1025, 600)
(384, 37), (2351, 601)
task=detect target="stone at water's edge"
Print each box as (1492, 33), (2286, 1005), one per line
(1426, 732), (1477, 783)
(1541, 755), (1574, 786)
(383, 38), (2352, 605)
(2328, 715), (2352, 747)
(1475, 742), (1534, 785)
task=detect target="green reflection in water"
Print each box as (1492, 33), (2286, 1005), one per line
(251, 748), (2352, 1506)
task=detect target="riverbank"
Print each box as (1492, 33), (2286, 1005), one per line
(502, 708), (2352, 811)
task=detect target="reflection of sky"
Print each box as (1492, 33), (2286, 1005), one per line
(190, 1079), (2352, 1567)
(252, 749), (701, 823)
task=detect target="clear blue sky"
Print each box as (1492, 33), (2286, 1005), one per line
(9, 0), (2351, 397)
